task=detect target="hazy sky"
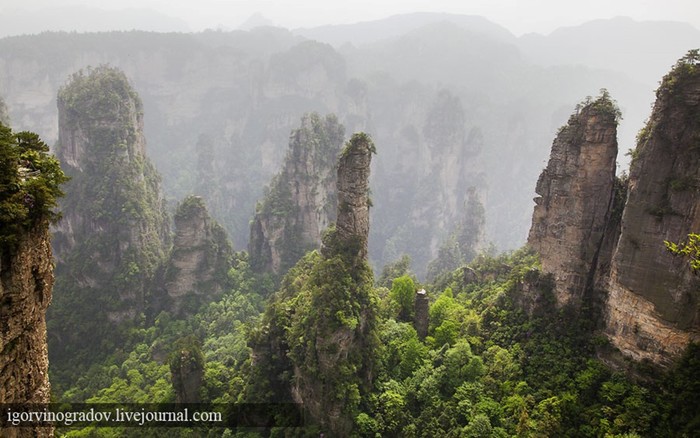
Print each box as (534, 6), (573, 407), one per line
(2, 0), (699, 35)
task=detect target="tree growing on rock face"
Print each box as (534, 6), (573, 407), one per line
(527, 90), (619, 308)
(156, 195), (234, 317)
(169, 336), (204, 403)
(427, 188), (485, 283)
(0, 122), (66, 438)
(48, 65), (171, 386)
(665, 233), (700, 272)
(249, 113), (345, 276)
(0, 124), (68, 247)
(248, 133), (378, 436)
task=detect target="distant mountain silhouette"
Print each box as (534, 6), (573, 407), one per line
(0, 5), (189, 38)
(293, 12), (516, 47)
(238, 12), (275, 31)
(518, 16), (700, 84)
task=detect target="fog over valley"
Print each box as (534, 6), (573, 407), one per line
(1, 3), (700, 436)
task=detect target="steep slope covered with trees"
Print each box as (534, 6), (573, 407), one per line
(248, 133), (378, 435)
(249, 113), (344, 275)
(49, 66), (171, 389)
(0, 122), (67, 437)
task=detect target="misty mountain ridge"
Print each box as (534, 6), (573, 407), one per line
(0, 5), (190, 38)
(0, 13), (694, 265)
(2, 7), (700, 435)
(293, 12), (517, 47)
(519, 16), (700, 84)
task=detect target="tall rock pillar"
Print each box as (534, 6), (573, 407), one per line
(528, 94), (619, 306)
(606, 52), (700, 365)
(0, 124), (67, 437)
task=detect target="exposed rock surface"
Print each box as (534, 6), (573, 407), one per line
(414, 289), (429, 339)
(158, 195), (232, 316)
(249, 113), (344, 274)
(528, 95), (618, 306)
(606, 53), (700, 365)
(426, 187), (485, 281)
(374, 90), (484, 278)
(292, 132), (376, 435)
(49, 66), (170, 375)
(249, 132), (377, 436)
(329, 132), (374, 262)
(169, 339), (204, 404)
(527, 52), (700, 366)
(0, 226), (54, 438)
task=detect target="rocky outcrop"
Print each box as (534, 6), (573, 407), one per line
(414, 289), (429, 339)
(0, 227), (54, 438)
(169, 337), (204, 404)
(426, 187), (485, 281)
(0, 123), (65, 437)
(327, 132), (375, 262)
(49, 66), (170, 376)
(527, 52), (700, 366)
(605, 52), (700, 365)
(528, 93), (619, 306)
(249, 132), (377, 436)
(373, 90), (484, 278)
(249, 113), (344, 274)
(293, 132), (376, 436)
(159, 195), (233, 316)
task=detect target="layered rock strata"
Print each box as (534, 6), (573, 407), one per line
(249, 132), (377, 436)
(606, 53), (700, 365)
(527, 52), (700, 366)
(528, 95), (619, 306)
(249, 113), (344, 274)
(159, 196), (233, 316)
(329, 132), (374, 262)
(49, 66), (170, 373)
(0, 227), (54, 438)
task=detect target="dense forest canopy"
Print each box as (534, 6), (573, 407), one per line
(0, 12), (699, 438)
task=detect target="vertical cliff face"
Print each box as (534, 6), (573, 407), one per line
(249, 113), (344, 275)
(249, 133), (377, 436)
(528, 94), (619, 306)
(0, 229), (54, 438)
(49, 66), (170, 377)
(606, 52), (700, 365)
(158, 195), (233, 317)
(331, 132), (374, 262)
(373, 89), (484, 278)
(0, 229), (53, 403)
(0, 123), (66, 437)
(294, 132), (376, 435)
(426, 187), (486, 281)
(526, 52), (700, 366)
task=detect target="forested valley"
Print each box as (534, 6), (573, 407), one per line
(0, 13), (699, 438)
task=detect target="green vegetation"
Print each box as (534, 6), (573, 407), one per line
(658, 49), (700, 97)
(389, 275), (417, 322)
(575, 88), (623, 123)
(249, 223), (378, 434)
(250, 113), (345, 275)
(427, 189), (485, 283)
(48, 65), (170, 391)
(0, 123), (68, 247)
(52, 243), (700, 437)
(377, 254), (414, 288)
(665, 233), (700, 272)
